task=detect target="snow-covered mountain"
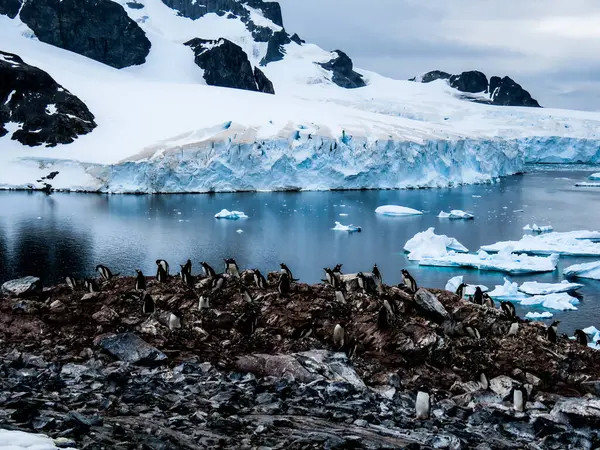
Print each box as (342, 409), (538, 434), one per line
(1, 0), (600, 193)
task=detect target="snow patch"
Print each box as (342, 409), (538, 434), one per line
(45, 104), (57, 115)
(404, 227), (468, 261)
(214, 209), (248, 219)
(375, 205), (423, 216)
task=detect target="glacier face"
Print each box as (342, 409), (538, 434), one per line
(521, 137), (600, 163)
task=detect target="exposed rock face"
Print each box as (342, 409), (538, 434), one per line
(0, 0), (21, 19)
(0, 51), (96, 146)
(1, 276), (41, 298)
(260, 29), (292, 65)
(318, 50), (366, 89)
(489, 75), (541, 107)
(290, 33), (305, 45)
(18, 0), (151, 69)
(410, 70), (451, 83)
(98, 332), (167, 365)
(161, 0), (283, 27)
(449, 70), (488, 93)
(185, 38), (275, 94)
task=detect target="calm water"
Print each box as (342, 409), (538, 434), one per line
(1, 168), (600, 334)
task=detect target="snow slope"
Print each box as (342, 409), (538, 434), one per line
(1, 1), (600, 193)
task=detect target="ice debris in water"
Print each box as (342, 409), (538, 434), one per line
(525, 311), (554, 319)
(518, 280), (583, 295)
(481, 230), (600, 256)
(375, 205), (423, 216)
(339, 213), (349, 217)
(520, 293), (580, 311)
(236, 229), (244, 234)
(404, 227), (468, 261)
(332, 221), (362, 232)
(523, 224), (553, 233)
(445, 275), (488, 296)
(214, 209), (248, 219)
(487, 278), (530, 300)
(563, 260), (600, 280)
(438, 210), (474, 220)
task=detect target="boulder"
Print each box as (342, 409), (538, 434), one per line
(449, 70), (488, 93)
(19, 0), (151, 69)
(92, 305), (119, 324)
(318, 50), (366, 89)
(489, 76), (541, 107)
(414, 288), (449, 319)
(1, 276), (42, 298)
(415, 70), (451, 83)
(0, 51), (96, 147)
(580, 380), (600, 395)
(489, 375), (519, 400)
(551, 398), (600, 427)
(98, 333), (167, 365)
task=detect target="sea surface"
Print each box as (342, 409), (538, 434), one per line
(1, 167), (600, 334)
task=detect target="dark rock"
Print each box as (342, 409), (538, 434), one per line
(19, 0), (151, 69)
(260, 29), (291, 66)
(126, 2), (144, 9)
(246, 22), (273, 43)
(98, 332), (167, 365)
(489, 76), (541, 107)
(161, 0), (283, 27)
(580, 380), (600, 395)
(532, 416), (569, 438)
(1, 276), (42, 298)
(416, 70), (451, 83)
(254, 67), (275, 94)
(414, 288), (449, 319)
(290, 33), (305, 45)
(318, 50), (366, 89)
(551, 398), (600, 427)
(449, 70), (488, 93)
(0, 0), (21, 18)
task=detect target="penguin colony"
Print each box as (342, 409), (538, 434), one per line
(64, 261), (592, 419)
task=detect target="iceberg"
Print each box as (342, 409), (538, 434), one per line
(404, 227), (468, 261)
(589, 173), (600, 180)
(419, 249), (559, 274)
(445, 275), (488, 296)
(332, 221), (362, 232)
(583, 326), (600, 336)
(525, 311), (554, 320)
(236, 229), (244, 234)
(375, 205), (423, 216)
(563, 261), (600, 280)
(518, 280), (583, 295)
(520, 293), (579, 311)
(214, 209), (248, 219)
(523, 224), (553, 233)
(438, 210), (474, 220)
(481, 230), (600, 256)
(487, 278), (530, 300)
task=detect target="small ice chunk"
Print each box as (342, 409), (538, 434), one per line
(339, 213), (349, 217)
(438, 210), (474, 220)
(445, 275), (488, 295)
(404, 227), (468, 261)
(520, 293), (579, 311)
(583, 326), (600, 335)
(0, 429), (75, 449)
(236, 229), (243, 233)
(589, 173), (600, 180)
(563, 261), (600, 280)
(472, 195), (482, 198)
(523, 224), (553, 233)
(525, 311), (554, 319)
(518, 281), (583, 295)
(332, 221), (361, 232)
(214, 209), (248, 219)
(487, 278), (529, 300)
(375, 205), (423, 216)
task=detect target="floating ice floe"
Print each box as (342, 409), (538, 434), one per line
(332, 221), (362, 232)
(523, 224), (553, 233)
(589, 173), (600, 180)
(525, 311), (554, 319)
(481, 230), (600, 256)
(236, 229), (244, 234)
(339, 213), (349, 217)
(0, 429), (76, 450)
(487, 278), (530, 300)
(445, 275), (488, 295)
(438, 210), (474, 220)
(404, 228), (468, 261)
(563, 261), (600, 280)
(520, 293), (580, 311)
(375, 205), (423, 216)
(579, 327), (600, 349)
(518, 280), (583, 295)
(214, 209), (248, 220)
(583, 326), (600, 335)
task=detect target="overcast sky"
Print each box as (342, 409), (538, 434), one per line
(279, 0), (600, 111)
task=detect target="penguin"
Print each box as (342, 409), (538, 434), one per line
(134, 270), (146, 291)
(323, 268), (334, 285)
(483, 293), (494, 309)
(241, 288), (253, 303)
(292, 319), (315, 339)
(211, 274), (225, 292)
(253, 269), (267, 289)
(65, 276), (77, 291)
(401, 269), (417, 293)
(455, 283), (467, 299)
(280, 263), (298, 282)
(181, 267), (194, 287)
(333, 324), (345, 348)
(332, 264), (343, 277)
(356, 272), (368, 293)
(142, 292), (154, 314)
(473, 287), (484, 305)
(96, 265), (114, 281)
(156, 259), (169, 276)
(344, 337), (358, 360)
(84, 278), (99, 293)
(465, 326), (481, 339)
(200, 261), (216, 278)
(377, 305), (389, 330)
(156, 263), (168, 283)
(478, 372), (489, 390)
(182, 259), (192, 276)
(512, 385), (527, 412)
(198, 295), (210, 310)
(415, 387), (431, 419)
(575, 329), (589, 346)
(278, 272), (291, 295)
(372, 264), (382, 283)
(383, 299), (395, 317)
(506, 320), (519, 337)
(500, 301), (516, 319)
(547, 320), (560, 344)
(334, 289), (347, 304)
(224, 258), (240, 278)
(168, 312), (181, 331)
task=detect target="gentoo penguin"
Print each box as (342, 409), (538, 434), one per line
(280, 263), (298, 282)
(211, 274), (225, 292)
(547, 320), (560, 344)
(333, 324), (345, 348)
(253, 269), (267, 289)
(401, 269), (417, 293)
(500, 301), (516, 319)
(134, 270), (146, 291)
(292, 319), (315, 339)
(168, 312), (181, 331)
(224, 258), (240, 278)
(415, 387), (431, 419)
(356, 272), (368, 293)
(84, 278), (99, 293)
(377, 305), (389, 329)
(198, 295), (210, 310)
(323, 268), (337, 287)
(142, 292), (154, 314)
(473, 287), (484, 305)
(344, 337), (358, 360)
(65, 276), (77, 291)
(512, 385), (527, 412)
(241, 288), (253, 303)
(455, 283), (467, 299)
(465, 326), (481, 339)
(372, 264), (382, 283)
(96, 265), (114, 281)
(156, 260), (169, 282)
(575, 329), (589, 346)
(182, 259), (192, 276)
(332, 264), (343, 277)
(478, 372), (489, 390)
(483, 293), (494, 309)
(334, 289), (347, 304)
(506, 320), (519, 337)
(200, 261), (216, 278)
(180, 267), (194, 287)
(156, 259), (169, 276)
(278, 272), (291, 295)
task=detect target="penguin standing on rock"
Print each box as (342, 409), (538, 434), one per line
(323, 268), (336, 286)
(333, 264), (343, 278)
(455, 283), (467, 300)
(334, 289), (346, 304)
(182, 259), (192, 276)
(198, 295), (210, 310)
(65, 276), (77, 291)
(134, 270), (146, 291)
(512, 385), (527, 412)
(84, 279), (99, 293)
(96, 265), (115, 281)
(156, 260), (169, 282)
(333, 324), (345, 348)
(278, 272), (291, 295)
(241, 288), (253, 303)
(377, 305), (389, 330)
(211, 274), (225, 292)
(473, 287), (484, 305)
(253, 269), (267, 289)
(200, 261), (216, 278)
(180, 266), (194, 287)
(142, 292), (154, 314)
(547, 320), (560, 344)
(225, 258), (240, 278)
(280, 263), (298, 282)
(483, 293), (494, 308)
(415, 387), (431, 419)
(465, 326), (481, 339)
(401, 269), (417, 293)
(372, 264), (382, 283)
(356, 272), (368, 293)
(168, 312), (181, 331)
(500, 301), (516, 319)
(506, 319), (519, 337)
(575, 329), (589, 346)
(292, 319), (316, 339)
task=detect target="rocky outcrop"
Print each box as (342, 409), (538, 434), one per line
(260, 29), (292, 66)
(1, 276), (41, 297)
(489, 75), (541, 107)
(0, 0), (21, 19)
(0, 51), (96, 147)
(185, 38), (274, 94)
(290, 33), (305, 45)
(161, 0), (283, 27)
(18, 0), (151, 69)
(98, 332), (167, 365)
(318, 50), (366, 89)
(449, 70), (488, 93)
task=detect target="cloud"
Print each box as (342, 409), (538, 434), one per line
(279, 0), (600, 111)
